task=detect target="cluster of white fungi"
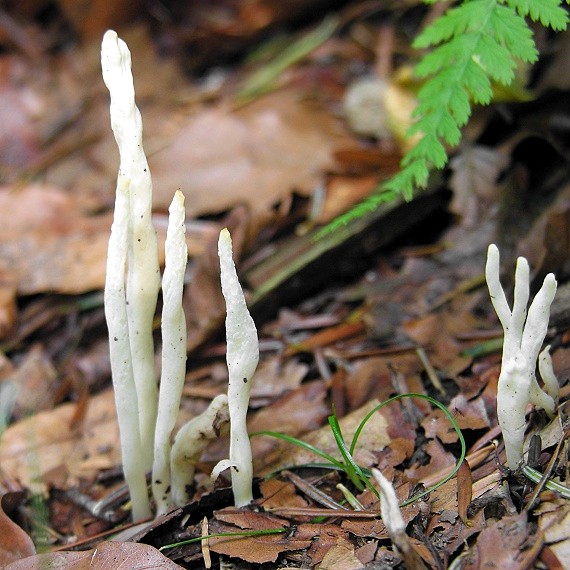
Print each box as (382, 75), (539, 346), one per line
(101, 30), (561, 528)
(102, 31), (258, 520)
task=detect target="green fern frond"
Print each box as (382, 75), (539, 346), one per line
(320, 0), (568, 235)
(507, 0), (569, 29)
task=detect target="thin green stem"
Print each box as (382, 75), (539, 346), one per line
(160, 528), (287, 551)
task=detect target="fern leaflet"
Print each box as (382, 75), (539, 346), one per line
(321, 0), (568, 234)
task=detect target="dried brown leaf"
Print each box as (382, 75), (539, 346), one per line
(462, 513), (541, 570)
(11, 345), (57, 419)
(317, 541), (364, 570)
(149, 89), (350, 225)
(250, 379), (329, 469)
(538, 500), (570, 566)
(259, 478), (310, 510)
(0, 389), (120, 492)
(0, 185), (111, 295)
(422, 394), (489, 444)
(0, 493), (35, 566)
(4, 541), (182, 569)
(457, 459), (473, 525)
(208, 508), (299, 564)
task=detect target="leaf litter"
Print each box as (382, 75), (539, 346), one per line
(0, 2), (570, 569)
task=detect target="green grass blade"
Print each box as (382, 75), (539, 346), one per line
(328, 414), (362, 490)
(349, 393), (466, 506)
(250, 430), (345, 470)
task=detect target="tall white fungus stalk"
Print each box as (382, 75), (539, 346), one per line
(152, 191), (188, 516)
(102, 29), (161, 520)
(104, 178), (151, 521)
(103, 30), (260, 518)
(213, 228), (259, 507)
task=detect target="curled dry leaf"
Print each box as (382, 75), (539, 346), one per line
(0, 492), (35, 566)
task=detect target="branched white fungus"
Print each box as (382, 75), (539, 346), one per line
(171, 394), (230, 508)
(214, 228), (259, 507)
(102, 30), (160, 474)
(538, 345), (560, 404)
(485, 244), (559, 470)
(152, 191), (188, 516)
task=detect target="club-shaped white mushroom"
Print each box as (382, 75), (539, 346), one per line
(104, 177), (151, 521)
(485, 244), (559, 470)
(152, 190), (188, 516)
(212, 228), (259, 507)
(102, 29), (160, 473)
(102, 29), (162, 520)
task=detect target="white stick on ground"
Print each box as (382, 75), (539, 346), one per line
(371, 468), (405, 536)
(213, 228), (259, 507)
(485, 244), (558, 469)
(152, 191), (188, 516)
(102, 30), (160, 475)
(371, 468), (427, 570)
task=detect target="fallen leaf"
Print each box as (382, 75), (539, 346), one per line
(0, 260), (18, 339)
(457, 459), (473, 525)
(461, 512), (542, 570)
(0, 184), (111, 295)
(208, 508), (302, 564)
(249, 358), (309, 407)
(422, 393), (489, 444)
(250, 379), (329, 468)
(317, 541), (364, 570)
(0, 492), (35, 566)
(149, 89), (350, 224)
(259, 478), (310, 510)
(538, 500), (570, 567)
(305, 524), (353, 567)
(11, 345), (58, 419)
(405, 439), (456, 483)
(316, 174), (380, 224)
(4, 541), (182, 569)
(0, 389), (120, 493)
(355, 540), (378, 566)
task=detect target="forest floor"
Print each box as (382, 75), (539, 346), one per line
(0, 1), (570, 568)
